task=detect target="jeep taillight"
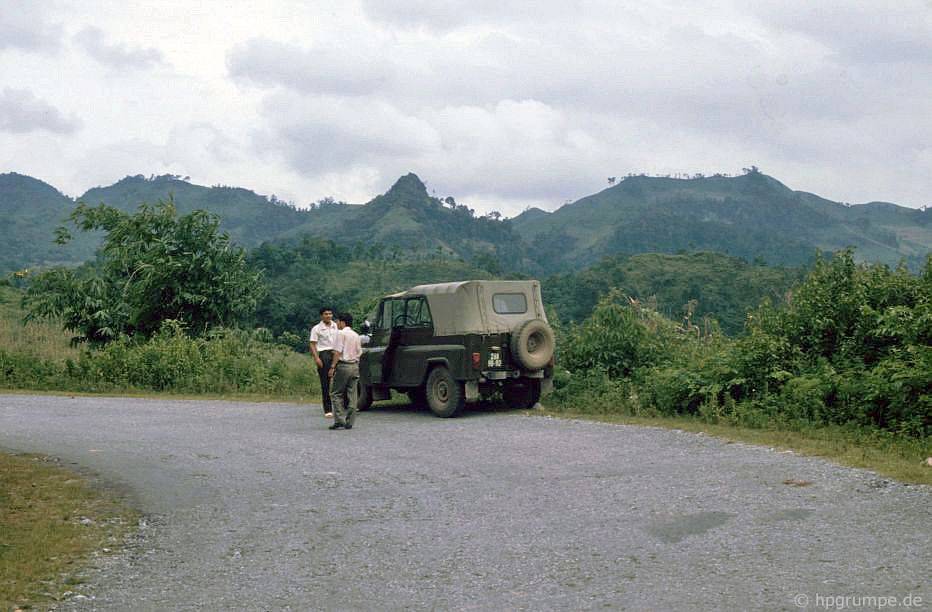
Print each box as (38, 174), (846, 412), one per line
(472, 352), (481, 368)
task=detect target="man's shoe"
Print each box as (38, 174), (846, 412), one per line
(328, 423), (344, 430)
(344, 424), (353, 430)
(324, 412), (334, 418)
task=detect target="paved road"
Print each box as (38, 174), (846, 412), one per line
(1, 394), (929, 611)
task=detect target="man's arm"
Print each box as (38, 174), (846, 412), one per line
(329, 347), (342, 378)
(309, 325), (323, 368)
(329, 331), (344, 378)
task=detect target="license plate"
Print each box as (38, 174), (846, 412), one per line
(488, 352), (502, 368)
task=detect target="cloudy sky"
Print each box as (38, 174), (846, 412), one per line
(1, 1), (929, 216)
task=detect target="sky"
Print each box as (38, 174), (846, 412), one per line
(0, 0), (929, 216)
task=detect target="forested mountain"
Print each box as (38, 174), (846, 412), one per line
(0, 172), (311, 271)
(513, 169), (932, 272)
(80, 174), (311, 247)
(0, 172), (528, 273)
(2, 169), (930, 276)
(0, 173), (97, 271)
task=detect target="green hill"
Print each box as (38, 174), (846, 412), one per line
(2, 169), (929, 277)
(321, 173), (533, 271)
(1, 172), (529, 274)
(0, 173), (98, 271)
(514, 170), (931, 272)
(80, 174), (312, 247)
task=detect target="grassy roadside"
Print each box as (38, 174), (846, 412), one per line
(538, 408), (932, 486)
(0, 452), (137, 611)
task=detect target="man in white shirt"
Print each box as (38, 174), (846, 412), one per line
(309, 307), (338, 417)
(328, 313), (363, 430)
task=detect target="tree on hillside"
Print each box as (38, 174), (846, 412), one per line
(24, 200), (265, 345)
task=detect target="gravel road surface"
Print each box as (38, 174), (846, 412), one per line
(1, 394), (929, 611)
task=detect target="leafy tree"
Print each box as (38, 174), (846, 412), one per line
(24, 200), (264, 344)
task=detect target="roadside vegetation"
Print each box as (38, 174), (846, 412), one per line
(0, 452), (136, 609)
(549, 250), (932, 483)
(0, 309), (317, 399)
(1, 200), (929, 483)
(1, 201), (317, 400)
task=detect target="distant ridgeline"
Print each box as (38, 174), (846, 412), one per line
(511, 170), (932, 272)
(2, 168), (930, 278)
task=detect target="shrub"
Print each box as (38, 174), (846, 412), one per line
(24, 201), (265, 345)
(0, 321), (318, 398)
(560, 290), (677, 378)
(554, 252), (932, 437)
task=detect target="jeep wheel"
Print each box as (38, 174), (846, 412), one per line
(356, 382), (373, 412)
(425, 366), (465, 418)
(502, 380), (542, 409)
(511, 318), (555, 371)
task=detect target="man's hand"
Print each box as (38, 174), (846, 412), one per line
(315, 356), (323, 369)
(328, 367), (336, 379)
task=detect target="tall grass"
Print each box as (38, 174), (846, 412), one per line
(0, 285), (79, 361)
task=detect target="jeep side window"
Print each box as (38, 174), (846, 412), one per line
(405, 297), (433, 328)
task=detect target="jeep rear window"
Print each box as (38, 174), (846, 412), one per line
(492, 293), (527, 314)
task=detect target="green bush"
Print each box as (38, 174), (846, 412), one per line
(24, 201), (264, 345)
(1, 321), (318, 397)
(555, 251), (932, 437)
(560, 290), (678, 378)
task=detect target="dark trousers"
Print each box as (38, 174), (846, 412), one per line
(316, 350), (334, 414)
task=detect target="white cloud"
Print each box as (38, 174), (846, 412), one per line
(74, 26), (164, 70)
(228, 38), (395, 96)
(749, 1), (932, 65)
(0, 88), (80, 134)
(359, 0), (588, 31)
(0, 2), (62, 52)
(253, 93), (442, 173)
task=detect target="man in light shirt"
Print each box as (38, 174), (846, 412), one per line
(328, 312), (362, 430)
(309, 306), (338, 417)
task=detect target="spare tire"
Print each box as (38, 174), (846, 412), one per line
(510, 318), (555, 371)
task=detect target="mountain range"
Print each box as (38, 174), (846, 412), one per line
(1, 169), (930, 275)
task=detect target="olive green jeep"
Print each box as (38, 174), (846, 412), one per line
(357, 280), (556, 417)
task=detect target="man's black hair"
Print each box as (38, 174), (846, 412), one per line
(319, 306), (334, 315)
(337, 312), (353, 327)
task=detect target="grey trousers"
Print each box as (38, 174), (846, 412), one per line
(330, 362), (359, 427)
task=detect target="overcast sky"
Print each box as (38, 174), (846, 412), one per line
(1, 1), (929, 216)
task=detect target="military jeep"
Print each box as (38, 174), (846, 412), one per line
(357, 280), (556, 417)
